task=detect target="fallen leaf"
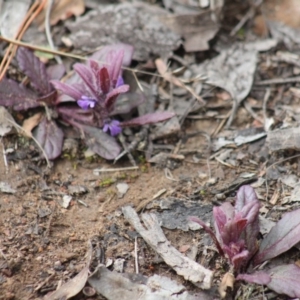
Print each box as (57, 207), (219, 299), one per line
(218, 272), (235, 299)
(36, 0), (85, 28)
(66, 2), (181, 61)
(0, 106), (15, 137)
(44, 241), (92, 300)
(160, 8), (222, 52)
(0, 0), (31, 38)
(22, 112), (42, 137)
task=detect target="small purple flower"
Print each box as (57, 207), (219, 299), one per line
(103, 120), (122, 136)
(116, 76), (124, 87)
(77, 96), (96, 110)
(51, 49), (129, 128)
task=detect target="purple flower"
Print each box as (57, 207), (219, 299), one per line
(103, 120), (122, 136)
(51, 50), (129, 128)
(190, 185), (260, 271)
(77, 96), (96, 110)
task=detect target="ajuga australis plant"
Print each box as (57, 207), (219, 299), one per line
(0, 46), (174, 160)
(190, 185), (300, 298)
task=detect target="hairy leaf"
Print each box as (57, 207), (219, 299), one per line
(0, 78), (40, 111)
(57, 106), (95, 126)
(235, 185), (260, 261)
(254, 208), (300, 265)
(236, 185), (257, 209)
(121, 111), (175, 127)
(73, 63), (98, 99)
(51, 80), (83, 101)
(236, 272), (271, 285)
(34, 117), (64, 160)
(90, 44), (134, 68)
(98, 67), (110, 94)
(82, 125), (121, 160)
(37, 90), (58, 106)
(266, 264), (300, 298)
(17, 47), (52, 94)
(105, 84), (130, 112)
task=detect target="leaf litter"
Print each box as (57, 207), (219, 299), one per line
(3, 0), (300, 299)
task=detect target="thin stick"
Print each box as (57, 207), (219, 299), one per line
(0, 36), (166, 78)
(0, 138), (8, 173)
(256, 76), (300, 85)
(93, 166), (139, 174)
(45, 0), (62, 64)
(134, 237), (139, 274)
(262, 88), (271, 130)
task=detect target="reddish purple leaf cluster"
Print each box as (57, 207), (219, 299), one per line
(191, 185), (260, 271)
(51, 50), (129, 135)
(190, 185), (300, 298)
(0, 46), (175, 160)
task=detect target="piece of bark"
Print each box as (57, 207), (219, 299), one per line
(267, 127), (300, 151)
(122, 206), (214, 289)
(88, 265), (214, 300)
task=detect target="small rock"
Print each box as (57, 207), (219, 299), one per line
(60, 195), (72, 208)
(54, 261), (61, 267)
(0, 182), (16, 194)
(68, 185), (88, 195)
(116, 183), (129, 198)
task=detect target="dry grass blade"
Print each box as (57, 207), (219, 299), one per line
(155, 58), (205, 104)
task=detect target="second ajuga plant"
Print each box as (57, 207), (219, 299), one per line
(190, 185), (300, 298)
(0, 46), (174, 160)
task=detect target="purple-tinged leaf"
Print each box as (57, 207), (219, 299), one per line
(51, 80), (83, 101)
(231, 250), (250, 271)
(105, 84), (130, 112)
(235, 185), (259, 212)
(17, 47), (52, 94)
(90, 44), (134, 68)
(266, 264), (300, 298)
(189, 216), (224, 256)
(57, 106), (95, 126)
(106, 50), (124, 86)
(236, 271), (271, 285)
(121, 111), (175, 127)
(34, 117), (64, 160)
(47, 64), (66, 81)
(235, 186), (260, 261)
(0, 78), (40, 111)
(98, 67), (110, 94)
(254, 208), (300, 265)
(36, 90), (57, 106)
(81, 125), (121, 160)
(73, 63), (98, 99)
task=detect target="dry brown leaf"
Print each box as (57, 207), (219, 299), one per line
(44, 241), (92, 300)
(155, 58), (204, 103)
(254, 0), (300, 36)
(160, 11), (221, 52)
(218, 272), (235, 299)
(22, 112), (43, 137)
(36, 0), (85, 28)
